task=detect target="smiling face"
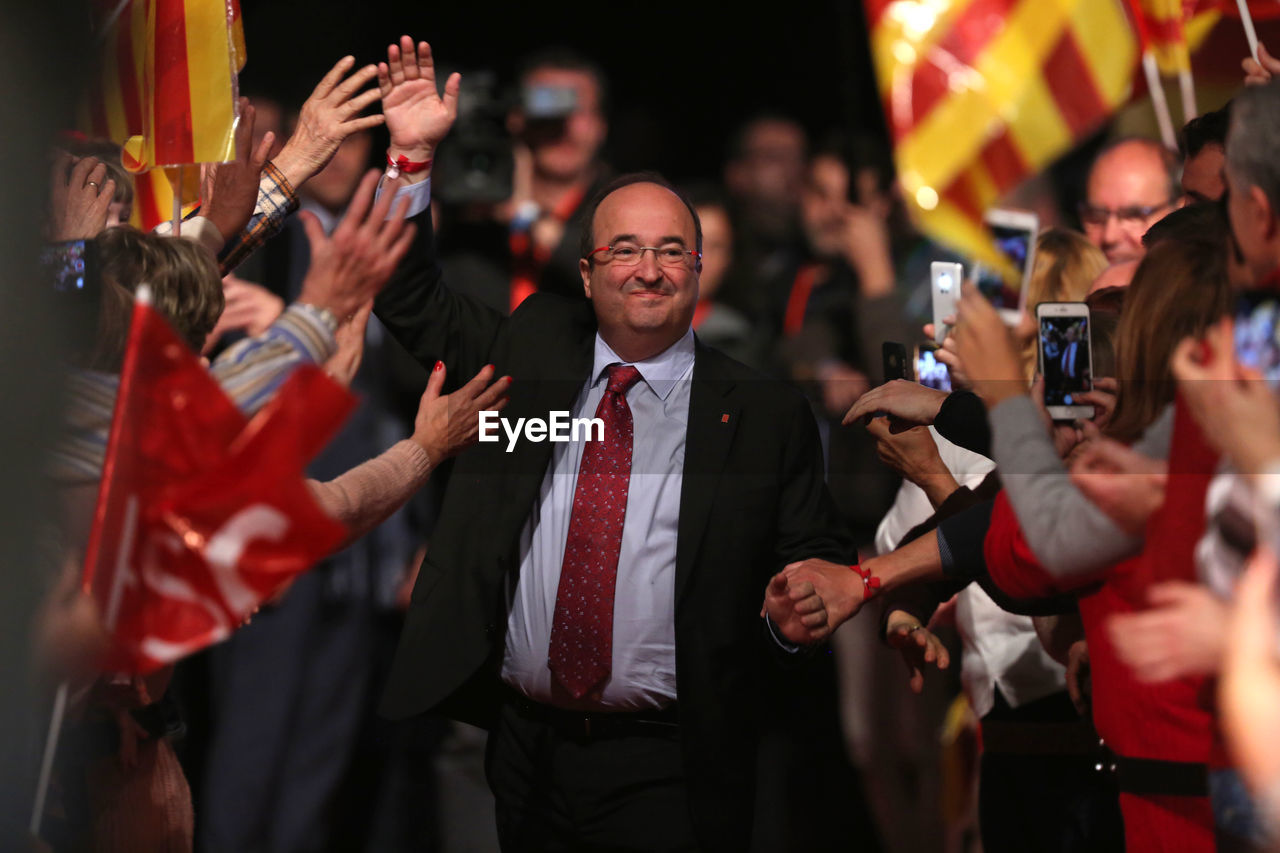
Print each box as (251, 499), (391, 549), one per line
(579, 182), (700, 362)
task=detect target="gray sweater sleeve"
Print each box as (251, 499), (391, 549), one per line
(988, 396), (1174, 578)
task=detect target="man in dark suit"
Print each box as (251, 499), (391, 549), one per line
(372, 37), (852, 851)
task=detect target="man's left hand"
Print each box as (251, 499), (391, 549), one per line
(762, 573), (830, 645)
(379, 35), (460, 166)
(782, 558), (865, 631)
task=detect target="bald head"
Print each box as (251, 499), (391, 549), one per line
(1083, 139), (1181, 264)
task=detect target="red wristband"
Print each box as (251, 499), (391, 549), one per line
(850, 563), (880, 600)
(385, 152), (432, 179)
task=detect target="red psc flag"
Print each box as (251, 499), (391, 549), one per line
(82, 292), (352, 673)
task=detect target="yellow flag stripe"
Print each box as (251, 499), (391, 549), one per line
(895, 0), (1072, 198)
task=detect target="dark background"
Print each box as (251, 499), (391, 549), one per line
(238, 0), (888, 182)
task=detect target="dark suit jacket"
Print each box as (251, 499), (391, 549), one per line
(375, 211), (854, 851)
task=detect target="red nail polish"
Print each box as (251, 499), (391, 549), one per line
(434, 361), (443, 372)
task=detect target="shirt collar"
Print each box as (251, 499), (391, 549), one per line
(591, 329), (695, 401)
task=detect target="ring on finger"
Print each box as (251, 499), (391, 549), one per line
(86, 180), (100, 189)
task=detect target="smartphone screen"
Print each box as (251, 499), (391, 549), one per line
(40, 239), (91, 295)
(1039, 314), (1092, 406)
(915, 344), (952, 392)
(1235, 291), (1280, 390)
(974, 223), (1034, 312)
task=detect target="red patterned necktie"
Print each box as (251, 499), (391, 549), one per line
(547, 363), (642, 699)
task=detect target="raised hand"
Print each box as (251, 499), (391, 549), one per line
(378, 36), (460, 165)
(1220, 548), (1280, 794)
(953, 284), (1025, 408)
(323, 301), (373, 388)
(1107, 581), (1228, 683)
(203, 275), (287, 353)
(885, 609), (950, 693)
(866, 416), (958, 507)
(274, 56), (385, 189)
(49, 152), (116, 241)
(200, 99), (275, 244)
(297, 169), (415, 319)
(1171, 318), (1280, 476)
(1243, 42), (1280, 86)
(762, 572), (831, 645)
(411, 362), (513, 463)
(1069, 431), (1167, 534)
(844, 378), (948, 426)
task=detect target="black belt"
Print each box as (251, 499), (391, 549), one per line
(1097, 741), (1209, 797)
(505, 689), (679, 740)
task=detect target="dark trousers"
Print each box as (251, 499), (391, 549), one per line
(485, 700), (699, 853)
(978, 690), (1124, 853)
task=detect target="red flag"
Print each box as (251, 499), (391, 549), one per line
(82, 291), (352, 673)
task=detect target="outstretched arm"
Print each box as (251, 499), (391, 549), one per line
(372, 35), (503, 382)
(309, 362), (511, 549)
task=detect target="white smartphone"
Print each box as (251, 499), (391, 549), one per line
(931, 261), (963, 344)
(974, 208), (1038, 325)
(1037, 301), (1094, 422)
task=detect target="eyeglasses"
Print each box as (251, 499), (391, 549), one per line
(586, 243), (701, 269)
(1077, 199), (1177, 228)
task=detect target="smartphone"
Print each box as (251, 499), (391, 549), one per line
(914, 342), (952, 392)
(1234, 291), (1280, 390)
(931, 261), (963, 344)
(40, 239), (98, 297)
(974, 208), (1038, 325)
(882, 341), (910, 382)
(1037, 302), (1094, 421)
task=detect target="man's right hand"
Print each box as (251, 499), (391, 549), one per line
(843, 378), (947, 427)
(378, 35), (460, 168)
(297, 169), (416, 320)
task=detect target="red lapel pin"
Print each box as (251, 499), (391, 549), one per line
(721, 413), (730, 423)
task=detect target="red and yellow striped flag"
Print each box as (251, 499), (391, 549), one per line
(83, 0), (243, 230)
(1135, 0), (1220, 75)
(867, 0), (1138, 266)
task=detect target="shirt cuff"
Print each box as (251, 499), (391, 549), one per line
(375, 177), (431, 219)
(764, 614), (802, 654)
(937, 527), (956, 575)
(274, 303), (339, 363)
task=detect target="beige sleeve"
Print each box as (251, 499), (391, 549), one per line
(306, 440), (432, 550)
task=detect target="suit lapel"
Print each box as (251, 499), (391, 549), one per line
(675, 342), (738, 608)
(500, 309), (596, 536)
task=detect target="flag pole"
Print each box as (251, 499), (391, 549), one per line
(29, 681), (70, 837)
(1142, 52), (1178, 149)
(172, 166), (182, 237)
(1236, 0), (1260, 61)
(1178, 68), (1197, 122)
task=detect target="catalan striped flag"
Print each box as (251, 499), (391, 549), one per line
(867, 0), (1138, 266)
(83, 0), (243, 231)
(1134, 0), (1220, 75)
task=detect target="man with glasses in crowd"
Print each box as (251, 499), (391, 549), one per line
(1079, 137), (1183, 263)
(370, 36), (853, 852)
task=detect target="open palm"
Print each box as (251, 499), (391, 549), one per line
(379, 35), (460, 159)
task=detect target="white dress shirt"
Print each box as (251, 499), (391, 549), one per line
(874, 430), (1066, 718)
(502, 330), (695, 710)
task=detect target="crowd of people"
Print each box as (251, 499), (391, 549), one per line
(26, 21), (1280, 853)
